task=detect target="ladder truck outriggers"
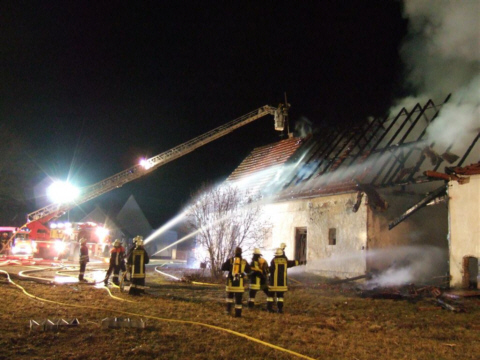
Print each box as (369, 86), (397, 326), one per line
(2, 103), (289, 260)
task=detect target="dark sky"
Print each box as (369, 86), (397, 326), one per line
(1, 1), (408, 228)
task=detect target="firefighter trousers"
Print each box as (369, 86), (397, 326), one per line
(226, 292), (244, 317)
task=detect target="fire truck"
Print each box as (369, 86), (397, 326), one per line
(1, 221), (110, 260)
(1, 103), (288, 260)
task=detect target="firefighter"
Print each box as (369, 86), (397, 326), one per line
(0, 233), (9, 253)
(221, 247), (251, 317)
(78, 238), (89, 282)
(267, 248), (298, 313)
(127, 236), (149, 295)
(104, 239), (126, 286)
(125, 236), (142, 281)
(248, 248), (269, 308)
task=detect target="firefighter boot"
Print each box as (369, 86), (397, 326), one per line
(277, 302), (284, 314)
(248, 300), (254, 308)
(266, 301), (274, 313)
(225, 303), (232, 315)
(234, 308), (242, 318)
(277, 297), (284, 313)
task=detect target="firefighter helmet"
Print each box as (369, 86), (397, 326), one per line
(135, 238), (144, 247)
(79, 237), (87, 244)
(234, 246), (242, 256)
(253, 248), (262, 255)
(280, 242), (287, 250)
(113, 239), (121, 247)
(275, 248), (283, 256)
(133, 235), (143, 243)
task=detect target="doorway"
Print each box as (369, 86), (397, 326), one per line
(463, 256), (478, 289)
(295, 227), (307, 264)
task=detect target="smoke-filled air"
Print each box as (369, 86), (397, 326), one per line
(396, 0), (480, 150)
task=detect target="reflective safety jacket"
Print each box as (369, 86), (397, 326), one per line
(268, 255), (298, 292)
(249, 256), (268, 290)
(109, 246), (125, 266)
(79, 244), (89, 264)
(221, 256), (251, 293)
(127, 247), (150, 279)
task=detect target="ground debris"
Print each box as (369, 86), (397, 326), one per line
(356, 283), (472, 312)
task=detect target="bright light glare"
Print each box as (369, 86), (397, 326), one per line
(47, 181), (80, 204)
(140, 158), (153, 170)
(54, 240), (66, 253)
(95, 227), (109, 241)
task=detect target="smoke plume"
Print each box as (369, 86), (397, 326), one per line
(396, 0), (480, 151)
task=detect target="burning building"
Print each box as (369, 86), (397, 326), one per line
(227, 96), (479, 289)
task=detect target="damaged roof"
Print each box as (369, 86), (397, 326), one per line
(228, 95), (480, 200)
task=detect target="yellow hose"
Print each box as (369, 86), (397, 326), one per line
(1, 269), (316, 360)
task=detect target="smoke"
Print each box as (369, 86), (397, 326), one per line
(303, 245), (446, 287)
(364, 245), (447, 289)
(397, 0), (480, 150)
(294, 117), (314, 138)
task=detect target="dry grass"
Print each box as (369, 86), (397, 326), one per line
(0, 269), (479, 360)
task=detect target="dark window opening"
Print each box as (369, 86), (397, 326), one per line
(328, 228), (336, 245)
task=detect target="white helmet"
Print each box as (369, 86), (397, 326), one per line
(280, 243), (287, 250)
(253, 248), (262, 255)
(275, 248), (283, 256)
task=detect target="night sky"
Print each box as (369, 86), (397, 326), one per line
(1, 1), (409, 227)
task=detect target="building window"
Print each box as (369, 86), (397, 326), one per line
(328, 228), (336, 245)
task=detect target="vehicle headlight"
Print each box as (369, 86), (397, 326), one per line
(55, 241), (66, 252)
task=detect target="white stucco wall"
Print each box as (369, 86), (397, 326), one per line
(448, 174), (480, 288)
(262, 192), (368, 278)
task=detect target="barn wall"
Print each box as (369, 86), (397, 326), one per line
(263, 192), (367, 278)
(448, 174), (480, 288)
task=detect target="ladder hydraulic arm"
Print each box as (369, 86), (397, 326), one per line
(27, 104), (288, 222)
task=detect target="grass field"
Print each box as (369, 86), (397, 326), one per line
(0, 269), (479, 360)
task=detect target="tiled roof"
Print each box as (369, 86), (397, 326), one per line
(226, 136), (304, 194)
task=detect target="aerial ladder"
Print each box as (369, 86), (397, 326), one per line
(0, 103), (289, 258)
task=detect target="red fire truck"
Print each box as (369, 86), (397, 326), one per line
(5, 220), (110, 260)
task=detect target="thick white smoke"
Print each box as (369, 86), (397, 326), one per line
(396, 0), (480, 150)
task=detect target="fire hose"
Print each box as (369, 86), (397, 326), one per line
(0, 269), (316, 360)
(14, 264), (134, 302)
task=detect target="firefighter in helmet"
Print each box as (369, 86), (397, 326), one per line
(127, 236), (149, 295)
(221, 247), (251, 317)
(248, 248), (269, 308)
(267, 248), (298, 313)
(104, 239), (126, 286)
(78, 238), (89, 282)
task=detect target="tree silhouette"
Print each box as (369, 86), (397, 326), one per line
(187, 183), (266, 278)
